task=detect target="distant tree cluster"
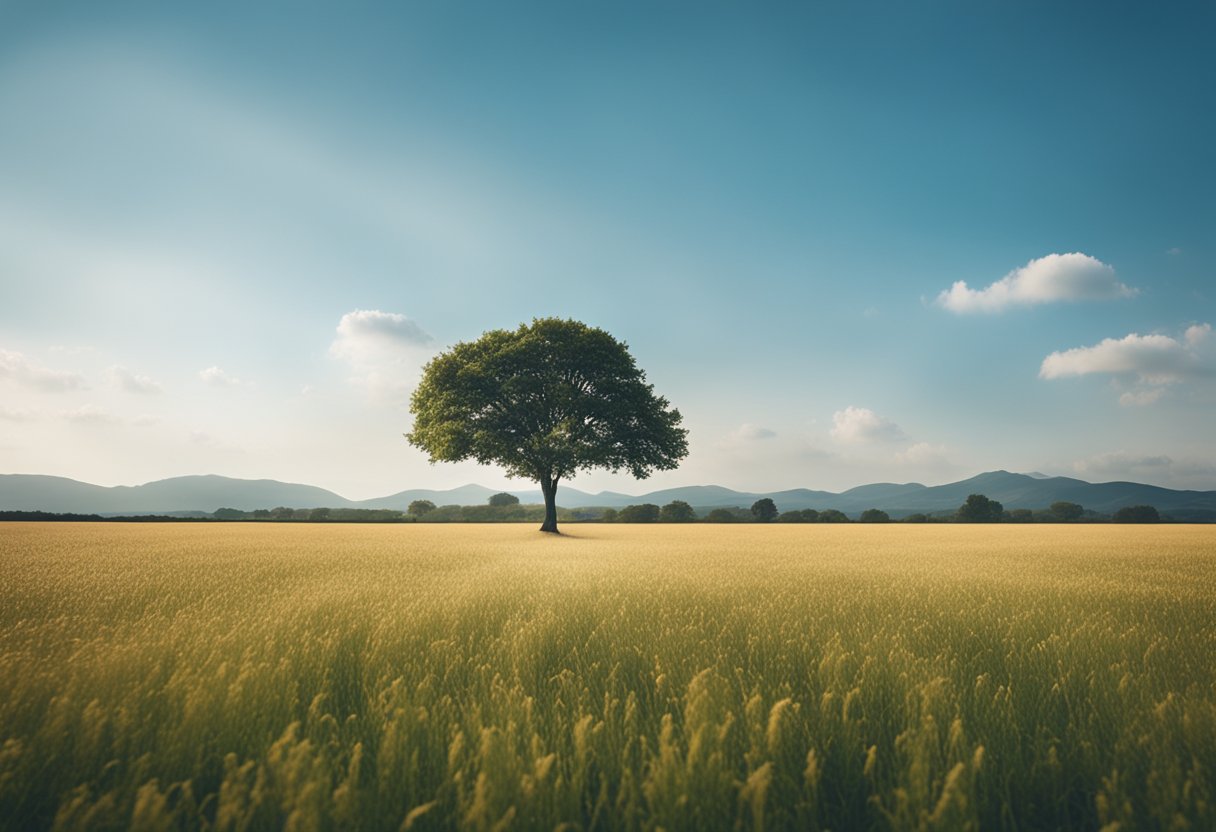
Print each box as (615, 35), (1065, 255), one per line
(4, 495), (1169, 525)
(597, 494), (1168, 524)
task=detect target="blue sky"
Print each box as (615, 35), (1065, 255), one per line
(1, 1), (1213, 497)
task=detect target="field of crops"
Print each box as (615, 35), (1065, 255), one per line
(1, 523), (1213, 831)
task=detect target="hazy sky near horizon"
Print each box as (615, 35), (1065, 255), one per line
(2, 2), (1214, 498)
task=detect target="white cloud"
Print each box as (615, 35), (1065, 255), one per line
(937, 253), (1135, 313)
(198, 366), (246, 387)
(896, 442), (948, 465)
(1039, 323), (1211, 387)
(728, 423), (777, 441)
(1185, 323), (1211, 347)
(1118, 389), (1165, 407)
(0, 349), (86, 392)
(830, 406), (906, 444)
(106, 365), (162, 394)
(0, 407), (37, 421)
(330, 310), (434, 400)
(331, 310), (432, 361)
(62, 404), (116, 424)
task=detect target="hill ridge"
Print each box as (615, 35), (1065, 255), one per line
(2, 471), (1214, 518)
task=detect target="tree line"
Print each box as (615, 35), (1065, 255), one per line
(0, 493), (1166, 524)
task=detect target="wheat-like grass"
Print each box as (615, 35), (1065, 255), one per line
(0, 523), (1212, 830)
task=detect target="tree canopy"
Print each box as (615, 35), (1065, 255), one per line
(407, 499), (436, 517)
(488, 492), (520, 507)
(659, 500), (697, 523)
(618, 503), (661, 523)
(407, 318), (688, 533)
(751, 498), (779, 522)
(1113, 505), (1160, 523)
(956, 493), (1004, 523)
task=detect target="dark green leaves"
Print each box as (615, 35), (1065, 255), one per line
(407, 319), (688, 484)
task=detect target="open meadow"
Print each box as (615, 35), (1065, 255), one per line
(1, 523), (1213, 831)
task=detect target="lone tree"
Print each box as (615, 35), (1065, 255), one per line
(407, 318), (688, 534)
(488, 492), (520, 507)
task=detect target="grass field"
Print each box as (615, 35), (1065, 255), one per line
(1, 523), (1213, 831)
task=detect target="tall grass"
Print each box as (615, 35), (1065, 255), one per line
(0, 523), (1212, 830)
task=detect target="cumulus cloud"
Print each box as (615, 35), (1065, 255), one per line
(62, 404), (116, 424)
(330, 310), (432, 362)
(198, 366), (246, 387)
(106, 365), (162, 394)
(896, 442), (948, 465)
(732, 423), (777, 441)
(1118, 389), (1165, 407)
(830, 406), (906, 444)
(937, 253), (1135, 313)
(1039, 323), (1211, 388)
(330, 310), (434, 399)
(0, 349), (86, 392)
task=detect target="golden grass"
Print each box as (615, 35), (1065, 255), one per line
(1, 523), (1213, 830)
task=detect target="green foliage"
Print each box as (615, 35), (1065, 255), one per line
(659, 500), (696, 523)
(1049, 501), (1085, 522)
(618, 503), (661, 523)
(956, 493), (1004, 523)
(406, 318), (688, 531)
(599, 508), (618, 523)
(407, 499), (436, 517)
(704, 508), (737, 523)
(751, 498), (779, 523)
(903, 513), (930, 523)
(1007, 508), (1035, 523)
(858, 508), (890, 523)
(488, 492), (520, 507)
(777, 509), (820, 523)
(1113, 504), (1161, 523)
(213, 508), (246, 520)
(817, 509), (850, 523)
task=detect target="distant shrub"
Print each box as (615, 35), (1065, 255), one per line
(858, 508), (890, 523)
(956, 494), (1004, 523)
(1113, 505), (1160, 523)
(817, 509), (850, 523)
(777, 509), (818, 523)
(618, 504), (661, 523)
(704, 508), (737, 523)
(659, 501), (696, 522)
(750, 498), (779, 523)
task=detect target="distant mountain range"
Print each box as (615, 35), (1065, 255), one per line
(2, 471), (1214, 519)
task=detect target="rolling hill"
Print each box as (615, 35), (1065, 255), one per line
(1, 470), (1213, 518)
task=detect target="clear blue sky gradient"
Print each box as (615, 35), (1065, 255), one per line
(1, 2), (1213, 497)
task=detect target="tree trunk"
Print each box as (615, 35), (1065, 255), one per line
(539, 476), (560, 533)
